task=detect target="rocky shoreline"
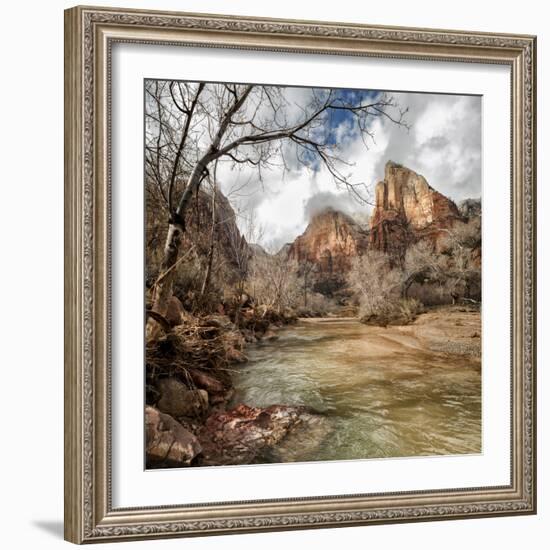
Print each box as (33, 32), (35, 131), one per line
(145, 298), (319, 469)
(145, 303), (480, 469)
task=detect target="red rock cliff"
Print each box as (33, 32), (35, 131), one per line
(369, 161), (462, 257)
(287, 208), (368, 281)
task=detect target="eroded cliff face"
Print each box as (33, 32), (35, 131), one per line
(369, 161), (463, 257)
(287, 208), (368, 293)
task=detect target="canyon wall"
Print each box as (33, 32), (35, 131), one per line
(369, 161), (463, 258)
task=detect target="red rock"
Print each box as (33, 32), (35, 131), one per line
(288, 208), (368, 276)
(197, 404), (320, 466)
(369, 161), (463, 257)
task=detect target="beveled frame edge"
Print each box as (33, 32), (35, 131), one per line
(64, 5), (537, 544)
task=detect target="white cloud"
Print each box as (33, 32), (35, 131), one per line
(369, 92), (482, 202)
(255, 172), (313, 251)
(204, 88), (481, 250)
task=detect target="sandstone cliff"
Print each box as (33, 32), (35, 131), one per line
(287, 207), (368, 294)
(369, 161), (463, 257)
(288, 208), (368, 272)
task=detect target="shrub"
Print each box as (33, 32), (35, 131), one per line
(295, 292), (338, 317)
(360, 298), (425, 327)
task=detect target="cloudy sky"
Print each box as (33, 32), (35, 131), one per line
(213, 86), (482, 252)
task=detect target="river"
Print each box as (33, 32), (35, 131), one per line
(230, 317), (481, 463)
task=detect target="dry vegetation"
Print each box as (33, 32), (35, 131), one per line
(347, 218), (481, 326)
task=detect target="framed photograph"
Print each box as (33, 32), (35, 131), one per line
(64, 5), (537, 543)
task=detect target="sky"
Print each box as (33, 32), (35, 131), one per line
(212, 86), (482, 252)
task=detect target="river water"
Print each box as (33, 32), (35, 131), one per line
(231, 318), (481, 463)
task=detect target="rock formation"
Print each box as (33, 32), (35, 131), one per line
(287, 207), (368, 294)
(197, 404), (329, 466)
(369, 161), (463, 258)
(145, 406), (202, 468)
(284, 163), (469, 293)
(184, 188), (251, 283)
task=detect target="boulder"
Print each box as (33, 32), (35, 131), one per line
(156, 377), (209, 418)
(188, 368), (226, 393)
(145, 406), (201, 468)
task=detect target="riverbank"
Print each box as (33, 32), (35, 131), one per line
(396, 305), (481, 358)
(146, 305), (481, 467)
(145, 306), (301, 468)
(346, 305), (481, 360)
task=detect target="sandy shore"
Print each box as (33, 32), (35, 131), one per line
(301, 305), (481, 362)
(369, 306), (481, 361)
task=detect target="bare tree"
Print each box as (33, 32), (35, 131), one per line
(241, 207), (266, 247)
(400, 240), (444, 299)
(249, 254), (301, 314)
(299, 259), (316, 309)
(198, 168), (218, 301)
(348, 251), (401, 316)
(400, 222), (481, 305)
(145, 81), (408, 337)
(438, 220), (482, 303)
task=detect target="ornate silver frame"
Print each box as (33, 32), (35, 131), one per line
(64, 5), (537, 543)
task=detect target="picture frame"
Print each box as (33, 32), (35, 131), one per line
(64, 5), (537, 544)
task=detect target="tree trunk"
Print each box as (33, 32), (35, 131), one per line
(146, 222), (184, 342)
(146, 161), (207, 341)
(233, 279), (245, 328)
(199, 189), (217, 300)
(146, 87), (253, 340)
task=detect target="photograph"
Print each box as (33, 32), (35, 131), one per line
(144, 80), (482, 469)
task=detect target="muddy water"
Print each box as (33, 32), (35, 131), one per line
(231, 318), (481, 462)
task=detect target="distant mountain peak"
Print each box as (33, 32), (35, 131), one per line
(370, 163), (463, 255)
(287, 206), (368, 292)
(306, 206), (357, 227)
